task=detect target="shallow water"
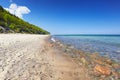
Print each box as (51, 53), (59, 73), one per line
(53, 35), (120, 62)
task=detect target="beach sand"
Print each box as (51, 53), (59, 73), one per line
(0, 34), (119, 80)
(0, 34), (91, 80)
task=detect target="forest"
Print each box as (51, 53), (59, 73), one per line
(0, 5), (50, 34)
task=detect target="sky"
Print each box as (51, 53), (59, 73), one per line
(0, 0), (120, 34)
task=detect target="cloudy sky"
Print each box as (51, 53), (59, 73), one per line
(0, 0), (120, 34)
(5, 3), (30, 18)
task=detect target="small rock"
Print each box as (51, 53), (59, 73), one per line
(112, 63), (120, 69)
(94, 65), (111, 76)
(59, 44), (63, 47)
(81, 57), (87, 64)
(48, 43), (53, 47)
(90, 53), (100, 59)
(106, 59), (112, 65)
(93, 70), (101, 77)
(100, 75), (106, 78)
(112, 72), (120, 79)
(94, 59), (104, 65)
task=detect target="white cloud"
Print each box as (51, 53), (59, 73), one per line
(5, 3), (31, 19)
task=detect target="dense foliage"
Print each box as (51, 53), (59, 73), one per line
(0, 5), (50, 34)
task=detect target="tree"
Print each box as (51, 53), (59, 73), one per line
(9, 23), (15, 30)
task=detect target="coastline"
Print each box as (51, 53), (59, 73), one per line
(0, 34), (119, 80)
(52, 35), (120, 62)
(49, 36), (120, 80)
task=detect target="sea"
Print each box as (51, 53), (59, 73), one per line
(52, 34), (120, 62)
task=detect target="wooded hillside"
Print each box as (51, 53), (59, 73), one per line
(0, 5), (50, 34)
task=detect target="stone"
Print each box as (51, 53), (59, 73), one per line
(112, 63), (120, 69)
(93, 70), (101, 77)
(94, 65), (111, 76)
(106, 59), (112, 65)
(100, 75), (106, 78)
(48, 43), (53, 47)
(112, 72), (120, 79)
(90, 53), (100, 59)
(81, 57), (87, 64)
(59, 44), (63, 47)
(94, 59), (104, 65)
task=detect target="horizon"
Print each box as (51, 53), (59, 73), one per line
(0, 0), (120, 34)
(53, 34), (120, 36)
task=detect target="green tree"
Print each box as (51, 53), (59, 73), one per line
(9, 23), (15, 29)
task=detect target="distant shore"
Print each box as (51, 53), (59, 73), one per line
(0, 34), (119, 80)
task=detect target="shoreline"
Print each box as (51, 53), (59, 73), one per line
(54, 38), (120, 62)
(49, 36), (120, 79)
(0, 34), (119, 80)
(52, 35), (120, 63)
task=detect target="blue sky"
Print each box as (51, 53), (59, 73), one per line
(0, 0), (120, 34)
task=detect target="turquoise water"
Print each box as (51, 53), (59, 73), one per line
(53, 35), (120, 62)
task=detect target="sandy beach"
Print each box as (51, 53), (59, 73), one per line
(0, 34), (120, 80)
(0, 34), (48, 80)
(0, 34), (91, 80)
